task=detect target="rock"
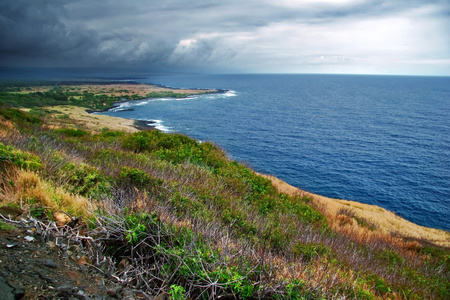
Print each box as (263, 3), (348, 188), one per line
(24, 236), (35, 242)
(76, 289), (90, 300)
(44, 259), (58, 269)
(13, 287), (25, 299)
(53, 211), (72, 227)
(0, 276), (15, 300)
(57, 284), (78, 297)
(3, 278), (25, 300)
(36, 270), (54, 283)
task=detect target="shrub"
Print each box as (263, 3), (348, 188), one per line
(368, 274), (391, 296)
(122, 130), (162, 152)
(62, 162), (109, 197)
(0, 143), (42, 171)
(292, 242), (331, 261)
(376, 249), (405, 266)
(119, 167), (163, 189)
(0, 107), (43, 126)
(169, 284), (186, 300)
(124, 213), (152, 245)
(54, 128), (90, 137)
(100, 128), (124, 138)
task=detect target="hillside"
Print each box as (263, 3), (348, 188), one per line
(0, 84), (449, 299)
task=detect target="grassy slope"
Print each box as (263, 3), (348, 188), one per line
(0, 86), (449, 299)
(264, 175), (450, 248)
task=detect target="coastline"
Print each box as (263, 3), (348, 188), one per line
(46, 105), (161, 133)
(13, 78), (447, 247)
(47, 105), (449, 247)
(262, 174), (450, 247)
(30, 81), (228, 132)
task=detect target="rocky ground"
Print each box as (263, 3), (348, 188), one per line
(0, 212), (149, 300)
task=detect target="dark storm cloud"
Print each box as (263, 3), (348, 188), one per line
(0, 0), (449, 74)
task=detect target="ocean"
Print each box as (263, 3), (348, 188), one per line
(100, 74), (450, 231)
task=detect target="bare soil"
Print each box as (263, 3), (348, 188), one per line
(0, 213), (144, 300)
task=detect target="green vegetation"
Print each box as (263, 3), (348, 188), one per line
(145, 91), (192, 99)
(1, 102), (449, 299)
(0, 81), (210, 110)
(0, 142), (42, 171)
(0, 220), (17, 231)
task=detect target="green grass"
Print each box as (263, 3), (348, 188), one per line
(0, 81), (211, 110)
(0, 220), (17, 231)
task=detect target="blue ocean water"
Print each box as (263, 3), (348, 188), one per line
(100, 74), (450, 231)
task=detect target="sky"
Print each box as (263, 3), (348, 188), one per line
(0, 0), (449, 76)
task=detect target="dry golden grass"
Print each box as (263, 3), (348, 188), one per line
(262, 174), (450, 248)
(0, 115), (18, 137)
(43, 105), (139, 133)
(15, 83), (217, 98)
(0, 168), (94, 219)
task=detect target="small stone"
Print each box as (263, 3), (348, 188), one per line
(37, 270), (54, 283)
(54, 211), (72, 227)
(44, 259), (58, 269)
(6, 244), (16, 248)
(24, 236), (35, 242)
(57, 284), (77, 293)
(76, 289), (88, 299)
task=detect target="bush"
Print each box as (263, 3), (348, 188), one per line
(124, 213), (155, 245)
(169, 284), (186, 300)
(119, 167), (163, 189)
(368, 274), (391, 296)
(293, 242), (331, 261)
(0, 107), (43, 127)
(0, 143), (42, 171)
(61, 162), (109, 197)
(122, 131), (160, 152)
(54, 128), (90, 137)
(101, 128), (124, 138)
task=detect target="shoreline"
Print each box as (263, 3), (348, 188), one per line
(68, 105), (449, 246)
(15, 79), (449, 246)
(262, 174), (450, 247)
(132, 119), (158, 131)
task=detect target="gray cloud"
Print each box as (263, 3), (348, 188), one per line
(0, 0), (449, 75)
